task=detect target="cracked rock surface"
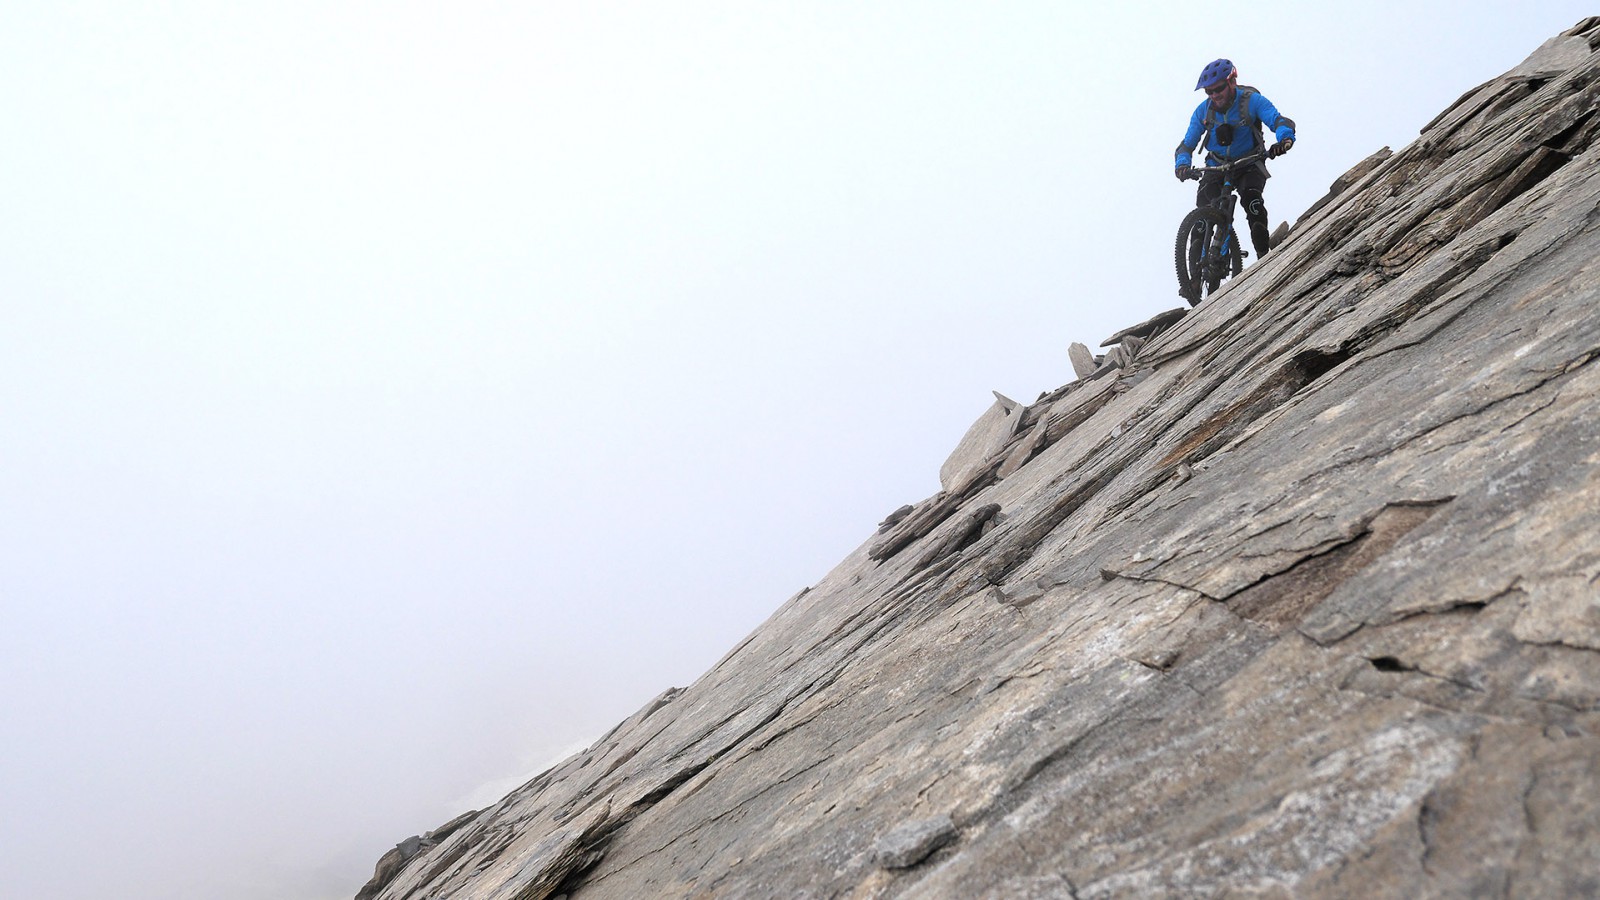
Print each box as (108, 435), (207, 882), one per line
(361, 19), (1600, 900)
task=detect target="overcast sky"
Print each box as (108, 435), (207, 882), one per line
(3, 3), (1592, 898)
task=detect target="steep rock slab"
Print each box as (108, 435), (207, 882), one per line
(364, 20), (1600, 900)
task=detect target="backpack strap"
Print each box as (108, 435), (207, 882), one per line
(1199, 102), (1219, 163)
(1235, 87), (1263, 152)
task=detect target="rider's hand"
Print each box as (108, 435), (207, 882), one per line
(1175, 164), (1194, 181)
(1267, 138), (1294, 159)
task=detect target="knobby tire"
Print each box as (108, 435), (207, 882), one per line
(1174, 206), (1241, 306)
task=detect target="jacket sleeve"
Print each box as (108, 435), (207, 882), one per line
(1174, 103), (1206, 169)
(1253, 93), (1297, 143)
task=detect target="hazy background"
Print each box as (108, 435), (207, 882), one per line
(3, 3), (1590, 897)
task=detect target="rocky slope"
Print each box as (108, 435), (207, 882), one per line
(361, 20), (1600, 899)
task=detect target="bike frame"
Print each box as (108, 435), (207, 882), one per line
(1183, 152), (1265, 284)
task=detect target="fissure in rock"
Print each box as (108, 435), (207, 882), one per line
(1229, 501), (1447, 631)
(1160, 345), (1353, 470)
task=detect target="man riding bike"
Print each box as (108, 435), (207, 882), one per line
(1175, 59), (1297, 261)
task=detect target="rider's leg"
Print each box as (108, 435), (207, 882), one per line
(1237, 170), (1271, 258)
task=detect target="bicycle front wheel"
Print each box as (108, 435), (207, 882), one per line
(1174, 206), (1240, 306)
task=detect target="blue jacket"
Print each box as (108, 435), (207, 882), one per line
(1175, 88), (1296, 169)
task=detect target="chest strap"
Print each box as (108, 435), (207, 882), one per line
(1202, 87), (1262, 160)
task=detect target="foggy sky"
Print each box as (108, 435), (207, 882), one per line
(3, 3), (1591, 898)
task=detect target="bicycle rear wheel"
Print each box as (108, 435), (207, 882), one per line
(1174, 206), (1241, 306)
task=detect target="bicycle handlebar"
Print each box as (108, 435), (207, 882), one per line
(1181, 152), (1267, 181)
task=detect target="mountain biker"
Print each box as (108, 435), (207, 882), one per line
(1175, 59), (1296, 261)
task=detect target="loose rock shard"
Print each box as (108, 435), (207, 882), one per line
(873, 815), (958, 869)
(939, 393), (1020, 492)
(1069, 341), (1098, 380)
(1100, 307), (1187, 348)
(876, 504), (915, 533)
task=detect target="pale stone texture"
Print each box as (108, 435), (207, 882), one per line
(871, 815), (957, 869)
(359, 18), (1600, 900)
(1068, 341), (1098, 380)
(1510, 34), (1594, 77)
(938, 391), (1020, 492)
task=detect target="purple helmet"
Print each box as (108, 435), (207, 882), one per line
(1195, 58), (1235, 91)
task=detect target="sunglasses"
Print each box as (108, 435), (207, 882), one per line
(1204, 82), (1231, 96)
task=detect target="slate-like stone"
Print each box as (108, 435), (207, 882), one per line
(876, 504), (915, 533)
(1069, 342), (1098, 380)
(938, 393), (1019, 493)
(1089, 345), (1125, 379)
(1099, 308), (1187, 348)
(1509, 34), (1592, 77)
(996, 421), (1049, 480)
(1298, 147), (1393, 226)
(873, 815), (957, 869)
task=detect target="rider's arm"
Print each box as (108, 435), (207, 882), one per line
(1254, 93), (1297, 144)
(1174, 102), (1207, 170)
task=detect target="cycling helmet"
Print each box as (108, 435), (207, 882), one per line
(1195, 58), (1235, 91)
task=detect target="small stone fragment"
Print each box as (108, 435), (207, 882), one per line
(1097, 345), (1126, 373)
(1070, 342), (1099, 380)
(1101, 308), (1188, 347)
(356, 835), (436, 900)
(873, 815), (957, 869)
(878, 504), (916, 533)
(1114, 368), (1152, 393)
(1130, 645), (1180, 670)
(997, 421), (1049, 480)
(999, 584), (1048, 609)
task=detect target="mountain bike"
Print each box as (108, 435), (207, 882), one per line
(1174, 152), (1265, 305)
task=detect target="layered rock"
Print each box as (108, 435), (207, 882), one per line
(360, 19), (1600, 899)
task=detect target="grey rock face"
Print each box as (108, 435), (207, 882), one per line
(1511, 34), (1594, 77)
(362, 18), (1600, 900)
